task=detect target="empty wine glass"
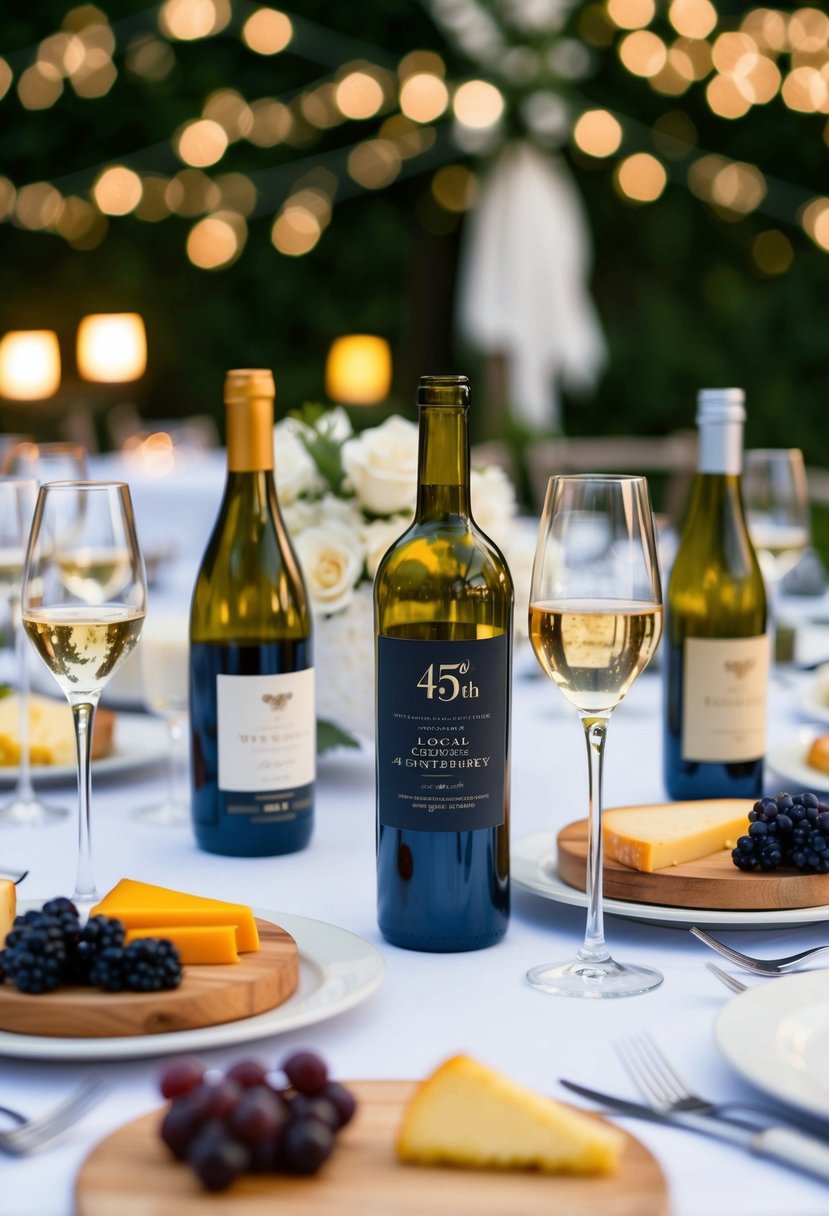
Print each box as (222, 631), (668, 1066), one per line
(21, 482), (146, 907)
(0, 476), (67, 826)
(4, 440), (88, 484)
(136, 611), (189, 826)
(743, 448), (810, 589)
(528, 475), (663, 998)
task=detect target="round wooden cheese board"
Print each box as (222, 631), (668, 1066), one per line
(0, 919), (298, 1038)
(558, 818), (829, 911)
(75, 1081), (669, 1216)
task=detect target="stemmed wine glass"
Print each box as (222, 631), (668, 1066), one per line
(742, 448), (810, 612)
(0, 442), (88, 823)
(0, 477), (66, 824)
(136, 612), (190, 826)
(528, 475), (663, 999)
(21, 482), (146, 907)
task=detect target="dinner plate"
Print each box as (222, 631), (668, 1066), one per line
(0, 910), (385, 1060)
(766, 731), (829, 796)
(0, 713), (168, 786)
(512, 831), (829, 929)
(715, 972), (829, 1121)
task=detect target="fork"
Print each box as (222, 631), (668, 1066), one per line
(690, 926), (829, 975)
(0, 1077), (105, 1156)
(615, 1032), (778, 1127)
(705, 961), (749, 994)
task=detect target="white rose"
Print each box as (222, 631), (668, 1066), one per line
(281, 497), (323, 537)
(341, 415), (418, 516)
(313, 406), (353, 443)
(273, 419), (323, 504)
(294, 522), (365, 615)
(316, 492), (364, 532)
(361, 515), (408, 577)
(314, 583), (375, 739)
(470, 465), (518, 546)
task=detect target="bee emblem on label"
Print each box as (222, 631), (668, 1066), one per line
(262, 692), (293, 712)
(725, 658), (755, 679)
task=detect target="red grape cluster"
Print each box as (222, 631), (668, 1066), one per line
(158, 1050), (357, 1191)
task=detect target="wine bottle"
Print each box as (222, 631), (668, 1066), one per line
(374, 375), (513, 952)
(663, 387), (768, 800)
(189, 369), (314, 856)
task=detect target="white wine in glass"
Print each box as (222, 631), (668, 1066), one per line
(21, 482), (146, 907)
(743, 448), (810, 587)
(528, 475), (663, 999)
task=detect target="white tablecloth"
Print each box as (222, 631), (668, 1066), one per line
(3, 652), (829, 1216)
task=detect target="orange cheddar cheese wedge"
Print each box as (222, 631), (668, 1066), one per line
(125, 924), (240, 964)
(91, 879), (259, 952)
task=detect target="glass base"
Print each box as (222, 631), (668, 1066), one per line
(527, 956), (664, 999)
(0, 794), (68, 826)
(133, 799), (190, 828)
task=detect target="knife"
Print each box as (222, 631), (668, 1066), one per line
(560, 1079), (829, 1184)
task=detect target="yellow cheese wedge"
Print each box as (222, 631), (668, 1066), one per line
(0, 694), (114, 766)
(397, 1055), (623, 1175)
(0, 878), (16, 946)
(125, 924), (239, 964)
(91, 879), (259, 952)
(603, 800), (751, 872)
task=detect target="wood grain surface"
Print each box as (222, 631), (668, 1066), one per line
(75, 1081), (670, 1216)
(0, 920), (298, 1039)
(558, 819), (829, 910)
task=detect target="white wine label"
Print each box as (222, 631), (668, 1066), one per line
(681, 635), (768, 762)
(377, 635), (508, 832)
(217, 668), (315, 793)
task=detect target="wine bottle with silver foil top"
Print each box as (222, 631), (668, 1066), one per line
(663, 388), (768, 800)
(374, 375), (513, 951)
(190, 369), (315, 856)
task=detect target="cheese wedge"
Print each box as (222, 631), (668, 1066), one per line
(91, 879), (259, 952)
(0, 695), (114, 767)
(0, 878), (15, 946)
(397, 1055), (623, 1175)
(125, 924), (239, 964)
(603, 800), (751, 872)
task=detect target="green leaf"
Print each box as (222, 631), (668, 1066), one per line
(0, 685), (11, 700)
(317, 718), (362, 754)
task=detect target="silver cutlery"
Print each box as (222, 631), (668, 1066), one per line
(616, 1031), (771, 1126)
(706, 961), (749, 993)
(0, 869), (29, 885)
(559, 1077), (829, 1182)
(0, 1077), (105, 1156)
(691, 926), (829, 975)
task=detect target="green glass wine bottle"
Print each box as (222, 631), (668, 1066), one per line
(189, 369), (315, 856)
(374, 375), (513, 951)
(663, 387), (768, 800)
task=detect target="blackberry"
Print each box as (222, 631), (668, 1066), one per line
(732, 791), (829, 874)
(90, 938), (182, 993)
(74, 915), (125, 983)
(0, 913), (72, 994)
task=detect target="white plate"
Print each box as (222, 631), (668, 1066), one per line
(0, 910), (384, 1061)
(0, 713), (168, 787)
(767, 732), (829, 796)
(716, 972), (829, 1121)
(512, 830), (829, 930)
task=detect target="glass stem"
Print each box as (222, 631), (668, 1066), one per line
(578, 713), (612, 964)
(13, 601), (34, 803)
(71, 697), (100, 906)
(166, 713), (186, 808)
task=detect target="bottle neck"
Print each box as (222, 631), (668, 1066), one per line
(226, 395), (274, 473)
(414, 403), (471, 519)
(697, 416), (744, 476)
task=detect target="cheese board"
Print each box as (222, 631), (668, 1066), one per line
(0, 919), (298, 1039)
(75, 1081), (670, 1216)
(557, 818), (829, 911)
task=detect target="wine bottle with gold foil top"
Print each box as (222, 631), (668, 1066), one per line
(374, 375), (513, 951)
(189, 369), (314, 856)
(663, 387), (768, 800)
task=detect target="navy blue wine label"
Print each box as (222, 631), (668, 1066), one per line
(377, 635), (508, 832)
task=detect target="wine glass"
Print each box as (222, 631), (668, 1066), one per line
(21, 482), (146, 907)
(4, 440), (88, 483)
(136, 611), (189, 826)
(0, 476), (67, 825)
(743, 448), (810, 591)
(527, 475), (663, 999)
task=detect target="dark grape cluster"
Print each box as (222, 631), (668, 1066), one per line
(732, 792), (829, 873)
(158, 1050), (357, 1192)
(0, 898), (183, 995)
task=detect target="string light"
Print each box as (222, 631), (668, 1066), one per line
(186, 211), (246, 268)
(93, 165), (142, 214)
(453, 79), (504, 128)
(242, 8), (292, 56)
(335, 70), (385, 120)
(615, 152), (668, 202)
(573, 109), (624, 156)
(176, 118), (229, 167)
(400, 73), (449, 123)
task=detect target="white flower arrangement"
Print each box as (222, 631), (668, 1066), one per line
(275, 405), (531, 745)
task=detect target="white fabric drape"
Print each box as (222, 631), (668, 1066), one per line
(457, 140), (606, 430)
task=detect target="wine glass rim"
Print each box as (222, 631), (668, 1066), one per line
(546, 473), (648, 484)
(745, 447), (804, 459)
(37, 479), (129, 491)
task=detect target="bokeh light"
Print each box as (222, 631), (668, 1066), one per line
(0, 58), (12, 100)
(573, 108), (623, 156)
(125, 35), (175, 81)
(335, 71), (385, 120)
(347, 140), (402, 189)
(399, 73), (449, 123)
(431, 165), (478, 212)
(398, 50), (446, 80)
(668, 0), (718, 40)
(0, 179), (16, 222)
(93, 166), (143, 215)
(619, 30), (667, 77)
(0, 331), (61, 400)
(248, 99), (293, 146)
(615, 152), (668, 202)
(706, 73), (753, 118)
(134, 177), (171, 222)
(159, 0), (231, 40)
(186, 211), (246, 269)
(17, 63), (63, 109)
(751, 229), (794, 274)
(271, 206), (322, 256)
(782, 66), (829, 113)
(56, 196), (106, 248)
(177, 119), (229, 167)
(202, 90), (254, 140)
(242, 8), (292, 55)
(801, 197), (829, 250)
(453, 80), (505, 129)
(77, 313), (147, 381)
(14, 182), (63, 230)
(607, 0), (656, 31)
(165, 169), (221, 216)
